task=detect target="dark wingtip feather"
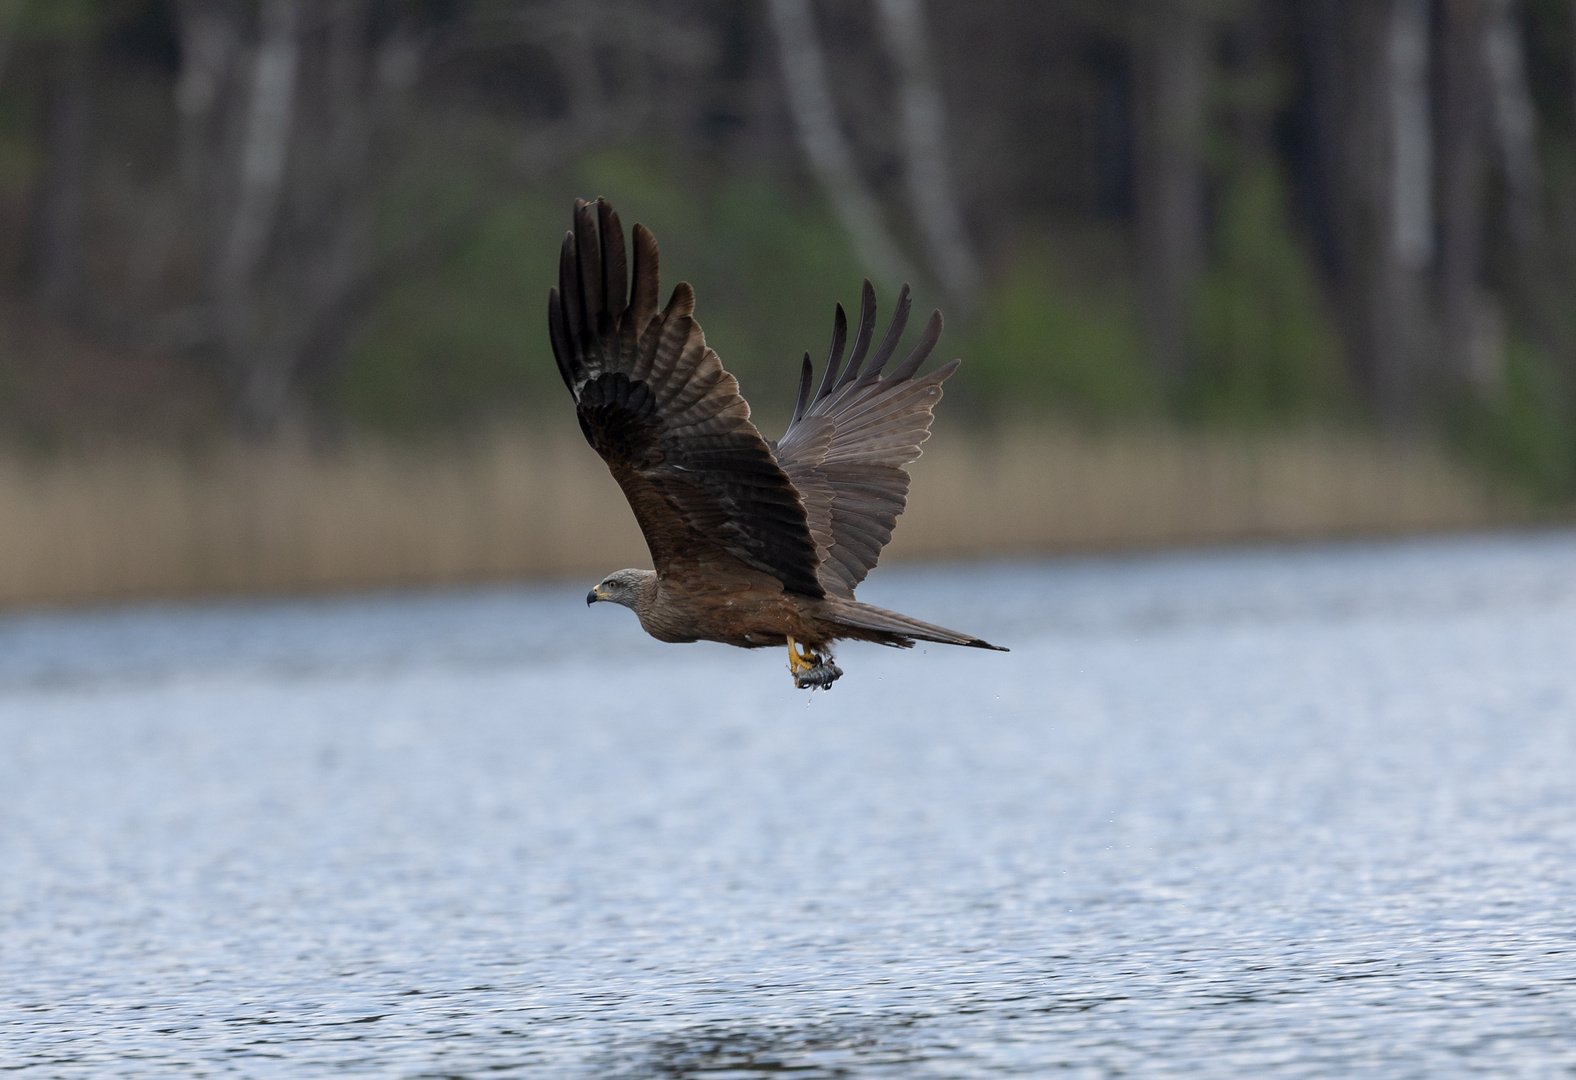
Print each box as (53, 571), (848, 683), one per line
(892, 309), (944, 381)
(596, 198), (627, 342)
(548, 286), (578, 393)
(791, 352), (814, 425)
(573, 201), (602, 338)
(834, 279), (879, 391)
(866, 283), (913, 380)
(558, 230), (583, 355)
(628, 222), (660, 329)
(813, 303), (848, 404)
(664, 279), (696, 318)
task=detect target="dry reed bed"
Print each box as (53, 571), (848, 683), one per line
(0, 425), (1528, 608)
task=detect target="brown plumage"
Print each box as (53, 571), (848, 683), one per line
(550, 197), (1005, 689)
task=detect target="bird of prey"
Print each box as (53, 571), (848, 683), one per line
(549, 198), (1005, 689)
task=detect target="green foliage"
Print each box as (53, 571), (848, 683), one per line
(1186, 166), (1348, 423)
(337, 188), (565, 429)
(339, 148), (867, 430)
(1454, 337), (1576, 502)
(573, 150), (867, 413)
(343, 145), (1171, 430)
(950, 250), (1157, 419)
(0, 92), (38, 196)
(11, 0), (136, 40)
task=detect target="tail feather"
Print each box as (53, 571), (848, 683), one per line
(827, 600), (1007, 652)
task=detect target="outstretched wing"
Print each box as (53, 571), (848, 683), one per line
(772, 281), (959, 599)
(549, 198), (824, 598)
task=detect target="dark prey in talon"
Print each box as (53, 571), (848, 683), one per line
(553, 198), (1007, 690)
(795, 660), (843, 692)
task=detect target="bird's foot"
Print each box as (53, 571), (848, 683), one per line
(787, 637), (842, 690)
(786, 636), (815, 675)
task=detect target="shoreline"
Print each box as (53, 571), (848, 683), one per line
(0, 424), (1536, 609)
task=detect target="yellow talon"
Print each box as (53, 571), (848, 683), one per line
(786, 636), (819, 675)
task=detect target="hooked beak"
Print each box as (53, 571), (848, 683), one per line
(587, 585), (607, 606)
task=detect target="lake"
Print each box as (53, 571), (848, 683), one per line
(2, 533), (1575, 1077)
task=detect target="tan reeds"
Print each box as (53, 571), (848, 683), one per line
(890, 425), (1523, 560)
(0, 424), (1529, 609)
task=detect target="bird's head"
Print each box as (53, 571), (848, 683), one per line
(586, 568), (653, 610)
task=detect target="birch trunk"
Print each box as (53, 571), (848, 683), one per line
(1438, 0), (1496, 392)
(1133, 0), (1207, 385)
(1370, 0), (1433, 421)
(37, 26), (93, 318)
(1483, 0), (1540, 254)
(172, 0), (429, 434)
(174, 0), (244, 282)
(766, 0), (917, 288)
(1387, 0), (1433, 273)
(218, 0), (301, 429)
(873, 0), (980, 306)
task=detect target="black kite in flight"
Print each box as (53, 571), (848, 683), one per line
(549, 198), (1005, 689)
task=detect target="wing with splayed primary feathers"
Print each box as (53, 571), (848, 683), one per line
(549, 198), (824, 598)
(772, 280), (960, 599)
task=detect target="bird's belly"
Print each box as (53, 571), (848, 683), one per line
(643, 586), (808, 649)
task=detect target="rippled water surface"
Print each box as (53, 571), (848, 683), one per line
(4, 534), (1576, 1077)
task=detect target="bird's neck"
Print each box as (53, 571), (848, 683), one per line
(632, 572), (691, 642)
(625, 571), (660, 616)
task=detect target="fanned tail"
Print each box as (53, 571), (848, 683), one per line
(826, 600), (1007, 651)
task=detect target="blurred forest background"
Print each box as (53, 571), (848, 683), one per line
(0, 0), (1573, 604)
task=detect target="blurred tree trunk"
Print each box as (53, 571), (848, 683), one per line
(174, 0), (244, 256)
(1478, 0), (1562, 369)
(1483, 0), (1540, 256)
(1481, 0), (1553, 363)
(1438, 0), (1495, 392)
(1133, 0), (1207, 386)
(873, 0), (981, 307)
(0, 0), (26, 87)
(217, 0), (301, 428)
(1376, 0), (1433, 420)
(173, 0), (425, 435)
(766, 0), (917, 288)
(1386, 0), (1433, 275)
(1304, 0), (1431, 423)
(509, 0), (673, 176)
(36, 19), (93, 318)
